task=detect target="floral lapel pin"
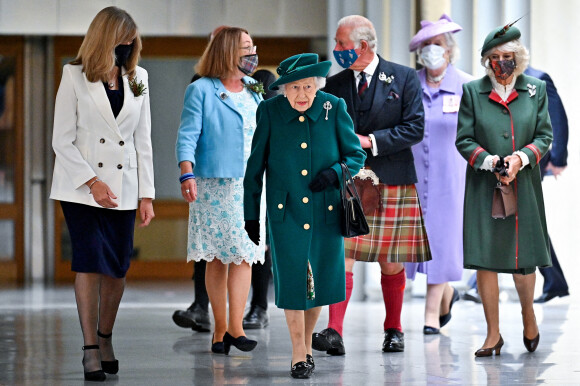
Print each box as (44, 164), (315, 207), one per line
(244, 81), (265, 95)
(527, 83), (536, 97)
(219, 92), (228, 100)
(323, 101), (332, 120)
(379, 72), (395, 84)
(128, 77), (147, 97)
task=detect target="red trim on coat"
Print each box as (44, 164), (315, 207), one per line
(525, 144), (542, 163)
(469, 146), (485, 167)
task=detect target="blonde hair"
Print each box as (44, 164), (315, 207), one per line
(71, 6), (142, 82)
(195, 27), (249, 79)
(481, 39), (529, 78)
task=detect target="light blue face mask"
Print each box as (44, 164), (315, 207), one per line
(333, 48), (359, 69)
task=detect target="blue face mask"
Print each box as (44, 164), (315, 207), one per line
(333, 48), (359, 69)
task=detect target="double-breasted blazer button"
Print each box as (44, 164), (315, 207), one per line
(301, 170), (308, 176)
(303, 224), (310, 230)
(119, 141), (125, 146)
(99, 138), (105, 144)
(278, 203), (284, 209)
(98, 162), (103, 168)
(299, 116), (305, 122)
(302, 197), (309, 204)
(328, 205), (333, 211)
(117, 164), (123, 169)
(301, 142), (307, 149)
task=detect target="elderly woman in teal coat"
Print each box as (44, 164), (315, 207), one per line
(244, 53), (366, 379)
(455, 24), (552, 357)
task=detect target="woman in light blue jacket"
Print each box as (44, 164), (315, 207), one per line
(175, 27), (264, 355)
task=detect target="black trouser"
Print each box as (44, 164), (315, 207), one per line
(539, 237), (569, 294)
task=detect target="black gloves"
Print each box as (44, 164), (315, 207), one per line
(245, 220), (260, 246)
(309, 168), (339, 192)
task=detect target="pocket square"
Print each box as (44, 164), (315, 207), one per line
(387, 91), (399, 100)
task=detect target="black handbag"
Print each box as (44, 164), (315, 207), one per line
(340, 163), (370, 238)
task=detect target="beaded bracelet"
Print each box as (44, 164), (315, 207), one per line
(179, 172), (196, 183)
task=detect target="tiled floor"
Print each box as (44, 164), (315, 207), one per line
(0, 279), (578, 385)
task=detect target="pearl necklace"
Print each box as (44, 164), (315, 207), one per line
(107, 81), (115, 89)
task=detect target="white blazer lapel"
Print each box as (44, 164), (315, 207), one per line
(115, 74), (131, 125)
(84, 75), (122, 138)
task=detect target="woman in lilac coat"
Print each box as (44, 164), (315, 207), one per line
(405, 15), (473, 334)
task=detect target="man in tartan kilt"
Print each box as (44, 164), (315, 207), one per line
(312, 15), (431, 354)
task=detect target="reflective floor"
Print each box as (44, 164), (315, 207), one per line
(1, 280), (578, 385)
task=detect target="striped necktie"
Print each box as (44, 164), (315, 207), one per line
(358, 72), (368, 97)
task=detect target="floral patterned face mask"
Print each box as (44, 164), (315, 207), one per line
(490, 59), (516, 80)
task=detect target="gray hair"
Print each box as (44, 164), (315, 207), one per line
(481, 39), (529, 78)
(277, 76), (326, 95)
(416, 32), (460, 66)
(337, 15), (377, 51)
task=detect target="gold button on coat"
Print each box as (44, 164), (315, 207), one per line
(278, 203), (284, 209)
(299, 116), (305, 122)
(301, 170), (308, 176)
(328, 205), (333, 211)
(304, 224), (310, 230)
(301, 142), (307, 149)
(302, 197), (309, 204)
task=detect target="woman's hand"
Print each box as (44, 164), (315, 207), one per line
(139, 198), (155, 227)
(182, 178), (198, 202)
(90, 180), (118, 208)
(499, 154), (523, 185)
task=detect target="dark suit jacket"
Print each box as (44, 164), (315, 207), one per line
(524, 67), (568, 173)
(323, 55), (424, 185)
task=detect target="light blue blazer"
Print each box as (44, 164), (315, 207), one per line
(175, 76), (262, 178)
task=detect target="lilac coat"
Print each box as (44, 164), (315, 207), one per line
(405, 65), (473, 284)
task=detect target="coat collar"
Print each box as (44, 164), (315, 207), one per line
(477, 74), (529, 94)
(210, 76), (262, 115)
(277, 90), (325, 123)
(419, 64), (460, 94)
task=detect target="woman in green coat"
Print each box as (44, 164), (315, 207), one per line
(244, 53), (366, 378)
(456, 25), (552, 357)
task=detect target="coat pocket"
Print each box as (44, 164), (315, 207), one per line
(324, 189), (340, 224)
(268, 190), (287, 223)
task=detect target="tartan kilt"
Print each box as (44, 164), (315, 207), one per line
(345, 184), (432, 263)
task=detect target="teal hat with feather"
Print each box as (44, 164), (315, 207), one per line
(481, 17), (523, 56)
(269, 53), (331, 90)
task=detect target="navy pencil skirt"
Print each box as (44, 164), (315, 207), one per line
(60, 201), (136, 278)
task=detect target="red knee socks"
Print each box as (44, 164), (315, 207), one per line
(381, 269), (406, 332)
(327, 271), (353, 336)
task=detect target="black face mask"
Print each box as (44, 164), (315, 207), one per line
(115, 44), (133, 68)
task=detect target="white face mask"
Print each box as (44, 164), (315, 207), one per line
(420, 44), (447, 70)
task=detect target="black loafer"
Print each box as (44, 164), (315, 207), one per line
(172, 304), (211, 332)
(306, 354), (315, 372)
(312, 327), (345, 355)
(382, 329), (404, 352)
(243, 305), (269, 329)
(534, 291), (569, 303)
(290, 361), (311, 379)
(423, 325), (440, 335)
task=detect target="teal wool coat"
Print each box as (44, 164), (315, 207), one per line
(244, 91), (366, 310)
(456, 74), (552, 274)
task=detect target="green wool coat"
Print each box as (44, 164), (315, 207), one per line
(244, 91), (366, 310)
(456, 74), (553, 274)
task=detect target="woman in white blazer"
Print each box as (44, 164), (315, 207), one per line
(50, 7), (154, 382)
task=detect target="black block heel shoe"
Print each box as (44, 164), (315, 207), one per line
(97, 330), (119, 374)
(290, 361), (311, 379)
(211, 333), (225, 354)
(82, 345), (106, 382)
(223, 332), (257, 355)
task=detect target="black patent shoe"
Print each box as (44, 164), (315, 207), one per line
(243, 305), (270, 329)
(223, 332), (257, 355)
(439, 287), (460, 328)
(97, 330), (119, 374)
(306, 354), (315, 372)
(382, 329), (405, 352)
(172, 303), (211, 332)
(290, 361), (311, 379)
(524, 332), (540, 352)
(534, 291), (569, 303)
(312, 327), (345, 355)
(211, 333), (225, 354)
(82, 345), (106, 382)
